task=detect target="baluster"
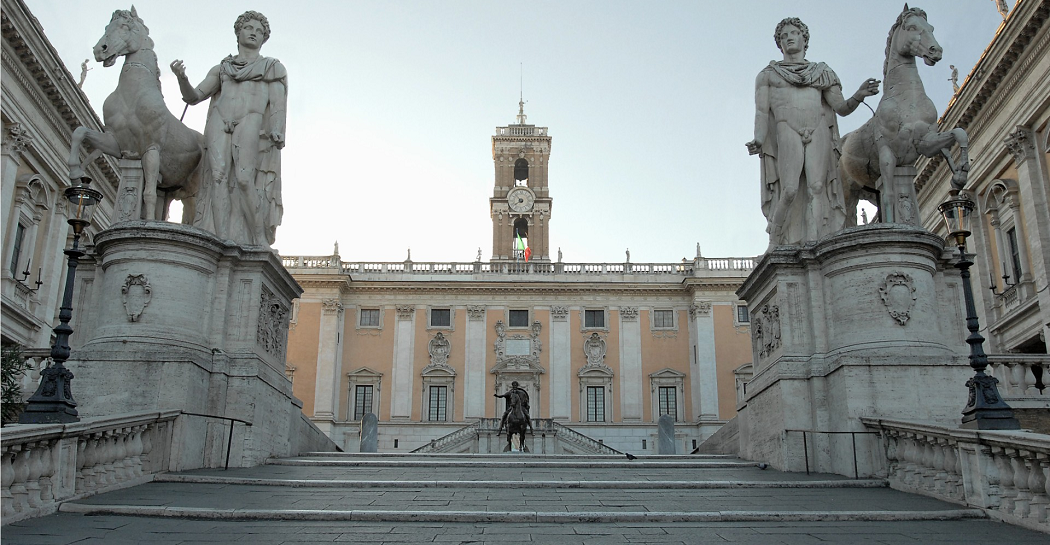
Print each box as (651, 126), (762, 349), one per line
(81, 434), (99, 492)
(1026, 453), (1048, 523)
(932, 438), (947, 495)
(98, 432), (116, 486)
(921, 436), (936, 491)
(1011, 449), (1032, 519)
(942, 442), (961, 501)
(2, 447), (15, 518)
(38, 440), (54, 502)
(141, 425), (154, 474)
(9, 445), (29, 514)
(74, 437), (88, 493)
(1010, 364), (1027, 398)
(994, 446), (1017, 515)
(112, 428), (128, 483)
(24, 443), (43, 509)
(1022, 363), (1039, 396)
(990, 362), (1007, 394)
(885, 432), (900, 479)
(129, 426), (145, 477)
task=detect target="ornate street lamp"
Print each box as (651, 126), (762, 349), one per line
(19, 178), (103, 424)
(937, 190), (1020, 430)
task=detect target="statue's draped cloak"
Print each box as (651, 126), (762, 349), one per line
(759, 60), (847, 242)
(201, 55), (287, 245)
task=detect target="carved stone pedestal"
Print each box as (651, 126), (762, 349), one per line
(736, 225), (972, 477)
(66, 221), (307, 469)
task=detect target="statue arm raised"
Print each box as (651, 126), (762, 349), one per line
(828, 78), (880, 116)
(170, 61), (220, 105)
(746, 71), (770, 156)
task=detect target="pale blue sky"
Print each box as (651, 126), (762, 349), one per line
(28, 0), (1005, 262)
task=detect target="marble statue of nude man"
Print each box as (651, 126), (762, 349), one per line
(746, 17), (879, 246)
(170, 11), (286, 247)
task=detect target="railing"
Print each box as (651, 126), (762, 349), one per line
(785, 429), (880, 478)
(281, 256), (758, 277)
(495, 126), (548, 137)
(18, 348), (51, 400)
(411, 422), (480, 453)
(552, 421), (623, 455)
(862, 417), (1050, 533)
(988, 355), (1048, 401)
(180, 412), (252, 469)
(1, 410), (179, 525)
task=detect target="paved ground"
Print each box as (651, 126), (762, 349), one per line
(4, 453), (1048, 544)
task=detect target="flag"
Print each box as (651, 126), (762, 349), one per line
(515, 230), (531, 262)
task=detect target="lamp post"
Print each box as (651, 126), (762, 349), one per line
(19, 178), (103, 424)
(937, 190), (1020, 430)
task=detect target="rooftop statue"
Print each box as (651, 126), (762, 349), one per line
(172, 10), (287, 247)
(840, 5), (970, 225)
(67, 7), (203, 224)
(746, 17), (880, 247)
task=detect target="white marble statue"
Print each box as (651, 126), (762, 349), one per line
(746, 17), (880, 247)
(67, 7), (203, 224)
(840, 6), (969, 225)
(171, 11), (287, 247)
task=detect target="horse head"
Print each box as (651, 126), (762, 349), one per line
(884, 5), (942, 75)
(95, 6), (154, 68)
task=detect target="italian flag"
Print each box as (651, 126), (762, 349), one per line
(515, 231), (532, 262)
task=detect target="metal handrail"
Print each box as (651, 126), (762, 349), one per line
(180, 411), (253, 469)
(784, 429), (880, 478)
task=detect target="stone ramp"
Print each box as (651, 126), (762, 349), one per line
(5, 453), (1049, 544)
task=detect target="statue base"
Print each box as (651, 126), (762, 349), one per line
(65, 221), (323, 468)
(736, 225), (972, 477)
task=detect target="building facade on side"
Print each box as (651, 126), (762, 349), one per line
(283, 107), (757, 454)
(916, 0), (1050, 356)
(1, 0), (120, 353)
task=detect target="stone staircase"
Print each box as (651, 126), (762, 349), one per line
(412, 418), (625, 455)
(5, 452), (1049, 543)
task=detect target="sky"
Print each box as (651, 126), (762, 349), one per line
(26, 0), (1007, 263)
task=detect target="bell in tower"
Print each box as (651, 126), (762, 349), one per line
(490, 101), (552, 263)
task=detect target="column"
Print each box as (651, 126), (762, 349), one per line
(549, 306), (571, 420)
(390, 305), (416, 420)
(690, 300), (719, 421)
(1005, 127), (1050, 343)
(618, 307), (643, 422)
(312, 299), (344, 419)
(464, 305), (487, 418)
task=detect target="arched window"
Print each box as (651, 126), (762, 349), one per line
(514, 158), (529, 186)
(512, 218), (529, 259)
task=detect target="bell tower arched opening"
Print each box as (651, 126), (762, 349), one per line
(513, 218), (529, 260)
(514, 159), (529, 187)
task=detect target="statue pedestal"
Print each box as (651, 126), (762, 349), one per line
(736, 225), (971, 476)
(67, 221), (305, 468)
(879, 165), (921, 225)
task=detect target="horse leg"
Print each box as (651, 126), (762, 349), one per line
(918, 128), (970, 190)
(68, 127), (119, 180)
(141, 146), (161, 221)
(876, 145), (898, 224)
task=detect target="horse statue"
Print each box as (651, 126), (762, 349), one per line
(496, 386), (530, 453)
(840, 4), (969, 225)
(67, 6), (203, 224)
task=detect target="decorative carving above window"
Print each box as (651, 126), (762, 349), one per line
(322, 299), (344, 314)
(583, 332), (608, 368)
(689, 301), (712, 320)
(395, 304), (415, 320)
(550, 305), (569, 321)
(422, 332), (455, 376)
(466, 305), (485, 321)
(620, 306), (638, 321)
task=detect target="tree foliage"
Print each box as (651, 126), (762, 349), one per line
(2, 344), (31, 425)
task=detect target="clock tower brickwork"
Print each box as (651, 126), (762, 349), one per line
(490, 101), (552, 262)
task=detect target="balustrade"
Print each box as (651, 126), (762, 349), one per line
(1, 411), (176, 525)
(988, 355), (1048, 399)
(281, 256), (757, 277)
(864, 417), (1050, 532)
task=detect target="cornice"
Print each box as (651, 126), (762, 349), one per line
(1, 0), (119, 187)
(915, 0), (1050, 192)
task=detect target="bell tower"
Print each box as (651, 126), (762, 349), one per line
(490, 100), (552, 262)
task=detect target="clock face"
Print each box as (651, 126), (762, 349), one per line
(508, 188), (535, 213)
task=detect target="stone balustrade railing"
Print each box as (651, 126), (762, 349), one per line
(988, 355), (1048, 403)
(1, 410), (179, 524)
(280, 256), (757, 277)
(412, 421), (481, 453)
(552, 422), (623, 455)
(862, 417), (1050, 533)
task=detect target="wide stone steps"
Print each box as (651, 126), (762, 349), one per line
(7, 453), (1050, 544)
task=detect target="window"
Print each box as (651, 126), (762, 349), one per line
(586, 386), (605, 422)
(353, 385), (374, 420)
(653, 309), (674, 328)
(737, 305), (750, 323)
(509, 309), (529, 328)
(9, 223), (25, 274)
(428, 386), (447, 421)
(430, 308), (451, 328)
(359, 309), (380, 327)
(1007, 228), (1023, 281)
(584, 309), (605, 328)
(658, 386), (677, 421)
